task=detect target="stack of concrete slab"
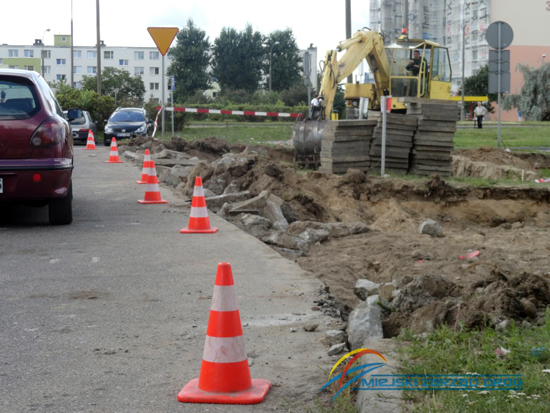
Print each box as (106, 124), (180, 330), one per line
(406, 101), (458, 176)
(367, 112), (418, 174)
(320, 120), (377, 173)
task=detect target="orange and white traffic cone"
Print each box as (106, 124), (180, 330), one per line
(137, 159), (167, 204)
(180, 177), (218, 233)
(136, 149), (152, 184)
(178, 262), (271, 404)
(83, 130), (97, 150)
(105, 138), (123, 163)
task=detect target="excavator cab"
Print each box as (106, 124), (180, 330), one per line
(386, 40), (452, 101)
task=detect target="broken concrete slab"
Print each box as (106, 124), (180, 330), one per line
(347, 295), (384, 350)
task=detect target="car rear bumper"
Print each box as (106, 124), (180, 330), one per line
(72, 130), (90, 142)
(0, 159), (73, 201)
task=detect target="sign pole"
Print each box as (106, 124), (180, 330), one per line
(161, 55), (165, 136)
(381, 96), (387, 176)
(147, 27), (179, 138)
(497, 23), (502, 149)
(171, 76), (175, 137)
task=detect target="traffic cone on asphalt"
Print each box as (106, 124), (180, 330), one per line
(105, 138), (123, 163)
(180, 177), (218, 233)
(136, 149), (152, 184)
(83, 130), (97, 150)
(177, 262), (271, 404)
(137, 159), (167, 204)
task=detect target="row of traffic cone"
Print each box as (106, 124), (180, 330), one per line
(92, 130), (270, 404)
(99, 136), (218, 232)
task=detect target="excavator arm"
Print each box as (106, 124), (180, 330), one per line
(318, 30), (391, 120)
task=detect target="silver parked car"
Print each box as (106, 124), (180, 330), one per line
(64, 109), (97, 145)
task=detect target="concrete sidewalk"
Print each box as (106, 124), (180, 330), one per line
(0, 148), (337, 412)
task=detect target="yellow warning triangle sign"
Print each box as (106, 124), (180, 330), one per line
(147, 27), (179, 56)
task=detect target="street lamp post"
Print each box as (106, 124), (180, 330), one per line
(41, 28), (50, 77)
(269, 42), (280, 92)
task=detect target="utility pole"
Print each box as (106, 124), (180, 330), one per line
(96, 0), (102, 95)
(404, 0), (409, 31)
(460, 1), (466, 121)
(346, 0), (352, 84)
(70, 0), (74, 87)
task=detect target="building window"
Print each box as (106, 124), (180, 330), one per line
(24, 65), (34, 71)
(73, 66), (82, 74)
(472, 49), (478, 61)
(87, 66), (97, 74)
(134, 67), (144, 75)
(149, 67), (159, 75)
(87, 51), (97, 59)
(149, 51), (160, 60)
(61, 36), (67, 42)
(104, 50), (114, 59)
(24, 50), (34, 58)
(9, 65), (19, 69)
(150, 83), (159, 90)
(119, 59), (129, 66)
(42, 50), (51, 59)
(135, 51), (144, 60)
(9, 49), (18, 57)
(56, 59), (66, 65)
(74, 81), (82, 89)
(74, 50), (82, 59)
(43, 66), (51, 74)
(56, 74), (66, 81)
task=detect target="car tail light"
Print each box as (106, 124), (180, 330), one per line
(32, 173), (42, 183)
(30, 116), (66, 148)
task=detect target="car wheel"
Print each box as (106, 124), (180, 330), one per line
(49, 181), (73, 225)
(104, 138), (111, 146)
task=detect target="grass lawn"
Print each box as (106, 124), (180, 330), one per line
(151, 120), (550, 149)
(397, 311), (550, 412)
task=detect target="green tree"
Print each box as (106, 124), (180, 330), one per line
(167, 19), (211, 102)
(54, 82), (115, 130)
(81, 67), (145, 106)
(460, 64), (497, 113)
(265, 29), (302, 92)
(502, 64), (550, 121)
(212, 25), (265, 93)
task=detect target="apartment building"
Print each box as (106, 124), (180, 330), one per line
(369, 0), (550, 120)
(0, 34), (167, 102)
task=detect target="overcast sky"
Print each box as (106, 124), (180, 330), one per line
(2, 0), (370, 65)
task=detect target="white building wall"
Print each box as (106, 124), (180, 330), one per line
(0, 43), (168, 103)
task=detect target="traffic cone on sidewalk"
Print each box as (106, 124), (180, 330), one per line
(180, 177), (218, 233)
(137, 159), (167, 204)
(178, 262), (271, 404)
(136, 149), (152, 184)
(105, 138), (123, 163)
(83, 130), (97, 150)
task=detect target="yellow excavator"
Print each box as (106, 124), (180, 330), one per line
(293, 28), (454, 165)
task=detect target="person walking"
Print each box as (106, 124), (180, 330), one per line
(474, 102), (487, 129)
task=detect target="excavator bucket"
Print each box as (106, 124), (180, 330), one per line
(292, 119), (328, 168)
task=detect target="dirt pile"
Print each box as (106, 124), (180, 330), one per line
(126, 137), (550, 337)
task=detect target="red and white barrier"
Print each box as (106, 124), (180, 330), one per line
(156, 106), (301, 118)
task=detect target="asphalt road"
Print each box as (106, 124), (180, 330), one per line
(0, 146), (335, 412)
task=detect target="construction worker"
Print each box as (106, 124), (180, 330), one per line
(310, 95), (321, 119)
(406, 50), (428, 96)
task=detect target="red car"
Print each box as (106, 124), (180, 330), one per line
(0, 69), (74, 225)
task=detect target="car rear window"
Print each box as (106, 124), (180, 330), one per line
(110, 110), (145, 122)
(0, 76), (41, 120)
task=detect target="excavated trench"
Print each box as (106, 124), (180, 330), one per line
(131, 137), (550, 337)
